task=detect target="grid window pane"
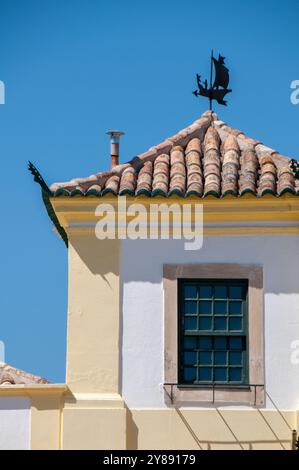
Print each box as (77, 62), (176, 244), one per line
(214, 301), (227, 315)
(184, 337), (197, 349)
(214, 337), (226, 350)
(229, 351), (242, 365)
(199, 337), (212, 350)
(214, 316), (227, 331)
(229, 286), (243, 299)
(229, 302), (242, 315)
(229, 317), (242, 331)
(184, 285), (197, 298)
(199, 351), (212, 365)
(184, 316), (197, 330)
(214, 367), (227, 381)
(199, 317), (212, 331)
(184, 301), (197, 314)
(199, 367), (212, 381)
(199, 301), (212, 315)
(183, 367), (196, 382)
(184, 351), (196, 365)
(229, 337), (243, 350)
(229, 368), (242, 381)
(214, 351), (227, 365)
(214, 286), (227, 298)
(180, 280), (247, 385)
(199, 286), (212, 298)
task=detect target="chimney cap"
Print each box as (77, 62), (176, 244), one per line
(106, 130), (125, 137)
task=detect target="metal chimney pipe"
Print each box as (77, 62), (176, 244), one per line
(106, 131), (125, 168)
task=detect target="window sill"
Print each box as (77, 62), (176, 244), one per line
(164, 383), (265, 406)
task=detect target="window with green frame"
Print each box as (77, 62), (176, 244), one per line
(178, 279), (248, 385)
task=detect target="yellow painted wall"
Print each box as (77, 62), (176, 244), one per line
(27, 396), (298, 450)
(31, 393), (63, 450)
(66, 234), (120, 394)
(127, 409), (297, 450)
(25, 392), (299, 450)
(63, 407), (126, 450)
(27, 395), (298, 450)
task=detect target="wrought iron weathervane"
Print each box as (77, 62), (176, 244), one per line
(290, 159), (299, 179)
(193, 50), (232, 110)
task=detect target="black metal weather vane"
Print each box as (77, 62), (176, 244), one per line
(193, 50), (232, 109)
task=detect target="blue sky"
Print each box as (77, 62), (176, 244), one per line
(0, 0), (298, 382)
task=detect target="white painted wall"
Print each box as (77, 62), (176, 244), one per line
(120, 235), (299, 409)
(0, 397), (31, 449)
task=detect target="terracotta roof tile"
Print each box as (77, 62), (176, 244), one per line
(50, 111), (298, 198)
(278, 166), (295, 195)
(119, 167), (137, 196)
(86, 184), (102, 196)
(259, 155), (277, 196)
(136, 161), (153, 196)
(169, 146), (186, 196)
(103, 174), (120, 195)
(239, 149), (259, 196)
(185, 138), (203, 196)
(152, 154), (168, 195)
(221, 136), (240, 196)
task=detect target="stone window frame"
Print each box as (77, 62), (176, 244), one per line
(163, 264), (264, 406)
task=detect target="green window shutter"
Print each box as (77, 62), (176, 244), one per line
(178, 279), (248, 386)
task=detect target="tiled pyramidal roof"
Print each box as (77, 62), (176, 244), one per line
(50, 111), (298, 198)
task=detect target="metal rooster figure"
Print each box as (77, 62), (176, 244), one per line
(193, 50), (232, 109)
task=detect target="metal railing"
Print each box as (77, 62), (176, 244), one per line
(163, 382), (264, 406)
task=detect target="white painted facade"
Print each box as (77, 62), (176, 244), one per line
(0, 397), (31, 449)
(121, 235), (299, 410)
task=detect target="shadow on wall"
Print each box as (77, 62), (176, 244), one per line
(125, 406), (295, 450)
(126, 406), (138, 450)
(0, 397), (31, 411)
(70, 236), (119, 282)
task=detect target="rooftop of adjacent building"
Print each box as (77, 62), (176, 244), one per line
(0, 363), (49, 386)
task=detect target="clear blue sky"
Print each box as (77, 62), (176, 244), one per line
(0, 0), (298, 382)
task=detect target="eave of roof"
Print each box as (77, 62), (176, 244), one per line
(0, 384), (68, 396)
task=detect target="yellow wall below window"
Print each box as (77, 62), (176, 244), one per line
(127, 408), (297, 450)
